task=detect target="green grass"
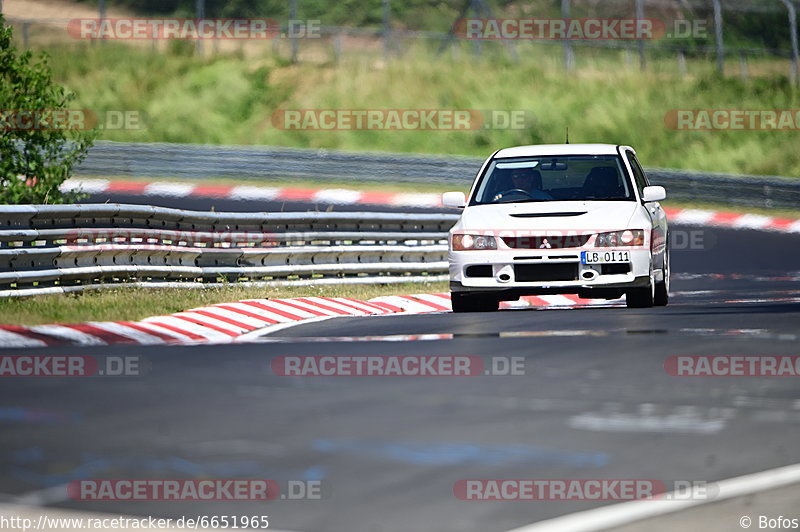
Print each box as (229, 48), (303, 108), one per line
(0, 281), (448, 326)
(32, 40), (800, 178)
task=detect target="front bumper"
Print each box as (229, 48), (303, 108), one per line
(449, 248), (651, 297)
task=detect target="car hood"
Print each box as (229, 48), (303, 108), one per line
(454, 201), (641, 233)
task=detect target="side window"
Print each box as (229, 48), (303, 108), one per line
(626, 151), (649, 197)
(631, 154), (651, 186)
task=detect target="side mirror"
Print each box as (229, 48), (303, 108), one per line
(442, 191), (467, 208)
(642, 186), (666, 203)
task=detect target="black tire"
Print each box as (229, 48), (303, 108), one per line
(451, 293), (500, 313)
(654, 250), (670, 307)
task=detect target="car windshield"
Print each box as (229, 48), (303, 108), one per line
(472, 155), (635, 205)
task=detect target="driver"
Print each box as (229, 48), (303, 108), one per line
(494, 168), (551, 201)
(511, 168), (539, 190)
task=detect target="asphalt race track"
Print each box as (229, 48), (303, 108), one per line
(0, 194), (798, 532)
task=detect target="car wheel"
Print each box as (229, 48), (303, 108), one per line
(654, 249), (670, 307)
(451, 293), (500, 313)
(626, 268), (655, 308)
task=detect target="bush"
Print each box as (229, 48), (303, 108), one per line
(0, 15), (95, 204)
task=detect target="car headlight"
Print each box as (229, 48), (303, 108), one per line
(594, 230), (645, 247)
(452, 233), (498, 251)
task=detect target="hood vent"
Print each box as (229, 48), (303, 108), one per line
(510, 212), (586, 218)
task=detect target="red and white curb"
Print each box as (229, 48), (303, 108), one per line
(63, 178), (800, 233)
(665, 208), (800, 232)
(62, 178), (443, 209)
(0, 293), (614, 348)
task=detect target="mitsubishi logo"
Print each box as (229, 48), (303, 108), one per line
(539, 238), (552, 249)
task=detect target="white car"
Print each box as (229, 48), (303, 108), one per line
(442, 144), (669, 312)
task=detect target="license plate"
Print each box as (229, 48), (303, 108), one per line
(581, 250), (630, 264)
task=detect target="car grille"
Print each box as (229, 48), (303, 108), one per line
(514, 263), (579, 282)
(502, 235), (590, 249)
(601, 263), (631, 275)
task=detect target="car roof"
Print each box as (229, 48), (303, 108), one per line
(494, 144), (633, 158)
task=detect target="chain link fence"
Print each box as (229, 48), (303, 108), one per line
(3, 0), (799, 81)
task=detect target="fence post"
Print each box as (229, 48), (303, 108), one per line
(383, 0), (391, 59)
(739, 52), (748, 81)
(779, 0), (799, 85)
(470, 0), (482, 57)
(739, 52), (749, 81)
(562, 0), (574, 71)
(195, 0), (205, 56)
(678, 49), (687, 77)
(333, 32), (342, 63)
(712, 0), (724, 74)
(22, 22), (29, 48)
(97, 0), (106, 45)
(636, 0), (646, 71)
(451, 36), (460, 60)
(289, 0), (299, 63)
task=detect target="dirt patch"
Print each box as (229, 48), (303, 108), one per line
(3, 0), (131, 21)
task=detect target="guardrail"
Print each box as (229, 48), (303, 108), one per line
(75, 142), (800, 209)
(0, 204), (458, 298)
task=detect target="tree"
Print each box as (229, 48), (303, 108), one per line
(0, 15), (96, 204)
